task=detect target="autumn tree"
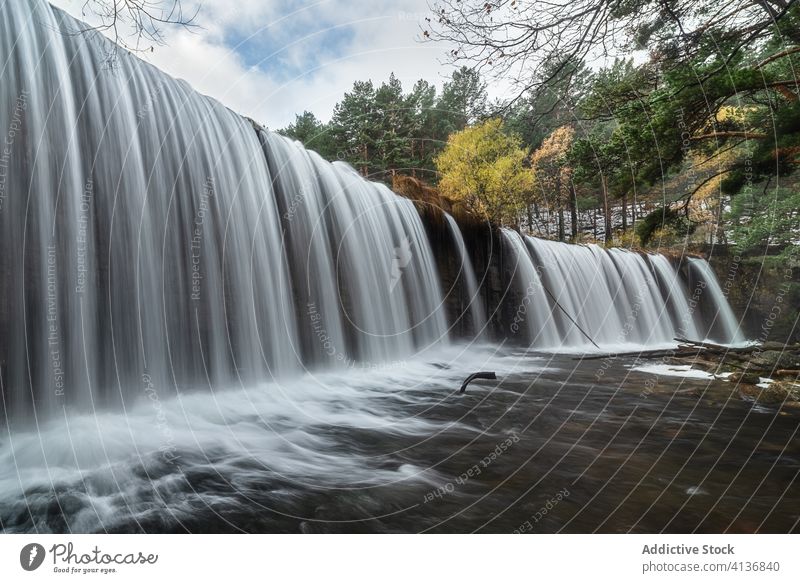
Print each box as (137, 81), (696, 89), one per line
(289, 70), (490, 182)
(435, 119), (532, 225)
(529, 126), (575, 240)
(427, 0), (800, 248)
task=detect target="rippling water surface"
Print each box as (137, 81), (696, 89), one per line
(2, 344), (797, 533)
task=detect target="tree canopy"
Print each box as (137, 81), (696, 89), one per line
(435, 119), (532, 225)
(275, 1), (800, 257)
(278, 67), (489, 182)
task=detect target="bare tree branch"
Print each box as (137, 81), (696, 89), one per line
(72, 0), (200, 65)
(425, 0), (798, 102)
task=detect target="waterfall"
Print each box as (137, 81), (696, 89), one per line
(0, 0), (448, 421)
(443, 214), (487, 336)
(258, 131), (448, 366)
(0, 0), (744, 424)
(502, 231), (743, 349)
(686, 258), (745, 344)
(501, 230), (561, 346)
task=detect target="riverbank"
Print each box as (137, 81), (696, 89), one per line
(656, 340), (800, 408)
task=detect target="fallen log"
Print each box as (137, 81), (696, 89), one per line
(574, 340), (794, 363)
(573, 347), (700, 361)
(673, 337), (758, 354)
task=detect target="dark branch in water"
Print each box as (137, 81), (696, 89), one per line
(460, 371), (497, 393)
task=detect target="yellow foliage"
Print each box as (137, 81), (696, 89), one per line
(715, 105), (756, 124)
(607, 229), (640, 250)
(530, 125), (575, 207)
(435, 118), (532, 225)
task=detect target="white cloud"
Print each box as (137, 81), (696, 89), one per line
(50, 0), (463, 128)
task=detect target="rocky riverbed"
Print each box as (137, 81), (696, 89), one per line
(643, 341), (800, 408)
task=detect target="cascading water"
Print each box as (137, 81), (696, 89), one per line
(0, 0), (449, 422)
(685, 258), (745, 344)
(501, 230), (561, 346)
(443, 214), (487, 336)
(0, 0), (746, 421)
(257, 130), (449, 366)
(502, 231), (743, 349)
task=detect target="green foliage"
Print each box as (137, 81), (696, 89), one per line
(729, 187), (800, 259)
(435, 119), (532, 225)
(278, 111), (335, 159)
(277, 67), (489, 183)
(274, 3), (800, 249)
(329, 79), (378, 175)
(722, 101), (800, 195)
(504, 57), (591, 150)
(636, 207), (694, 247)
(435, 67), (488, 136)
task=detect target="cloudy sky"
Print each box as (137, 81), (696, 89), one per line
(51, 0), (460, 129)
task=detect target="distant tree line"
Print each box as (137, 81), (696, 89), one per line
(277, 0), (800, 258)
(278, 67), (488, 182)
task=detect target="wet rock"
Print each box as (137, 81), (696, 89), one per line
(747, 350), (800, 370)
(726, 370), (761, 385)
(738, 380), (800, 405)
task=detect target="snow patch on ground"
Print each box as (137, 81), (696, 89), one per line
(631, 364), (716, 380)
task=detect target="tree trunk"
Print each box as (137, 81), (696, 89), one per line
(601, 176), (612, 243)
(555, 174), (564, 241)
(621, 192), (628, 232)
(715, 192), (726, 244)
(410, 139), (416, 178)
(527, 205), (534, 234)
(569, 182), (578, 241)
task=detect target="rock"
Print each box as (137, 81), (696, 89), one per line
(726, 371), (744, 383)
(747, 350), (800, 370)
(774, 380), (800, 399)
(738, 380), (800, 405)
(731, 371), (763, 385)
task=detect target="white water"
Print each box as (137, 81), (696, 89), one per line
(0, 1), (744, 422)
(0, 0), (450, 420)
(443, 214), (487, 336)
(0, 344), (544, 532)
(502, 230), (561, 346)
(259, 131), (449, 366)
(686, 258), (745, 344)
(502, 232), (743, 349)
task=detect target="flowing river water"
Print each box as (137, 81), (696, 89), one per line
(2, 344), (797, 533)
